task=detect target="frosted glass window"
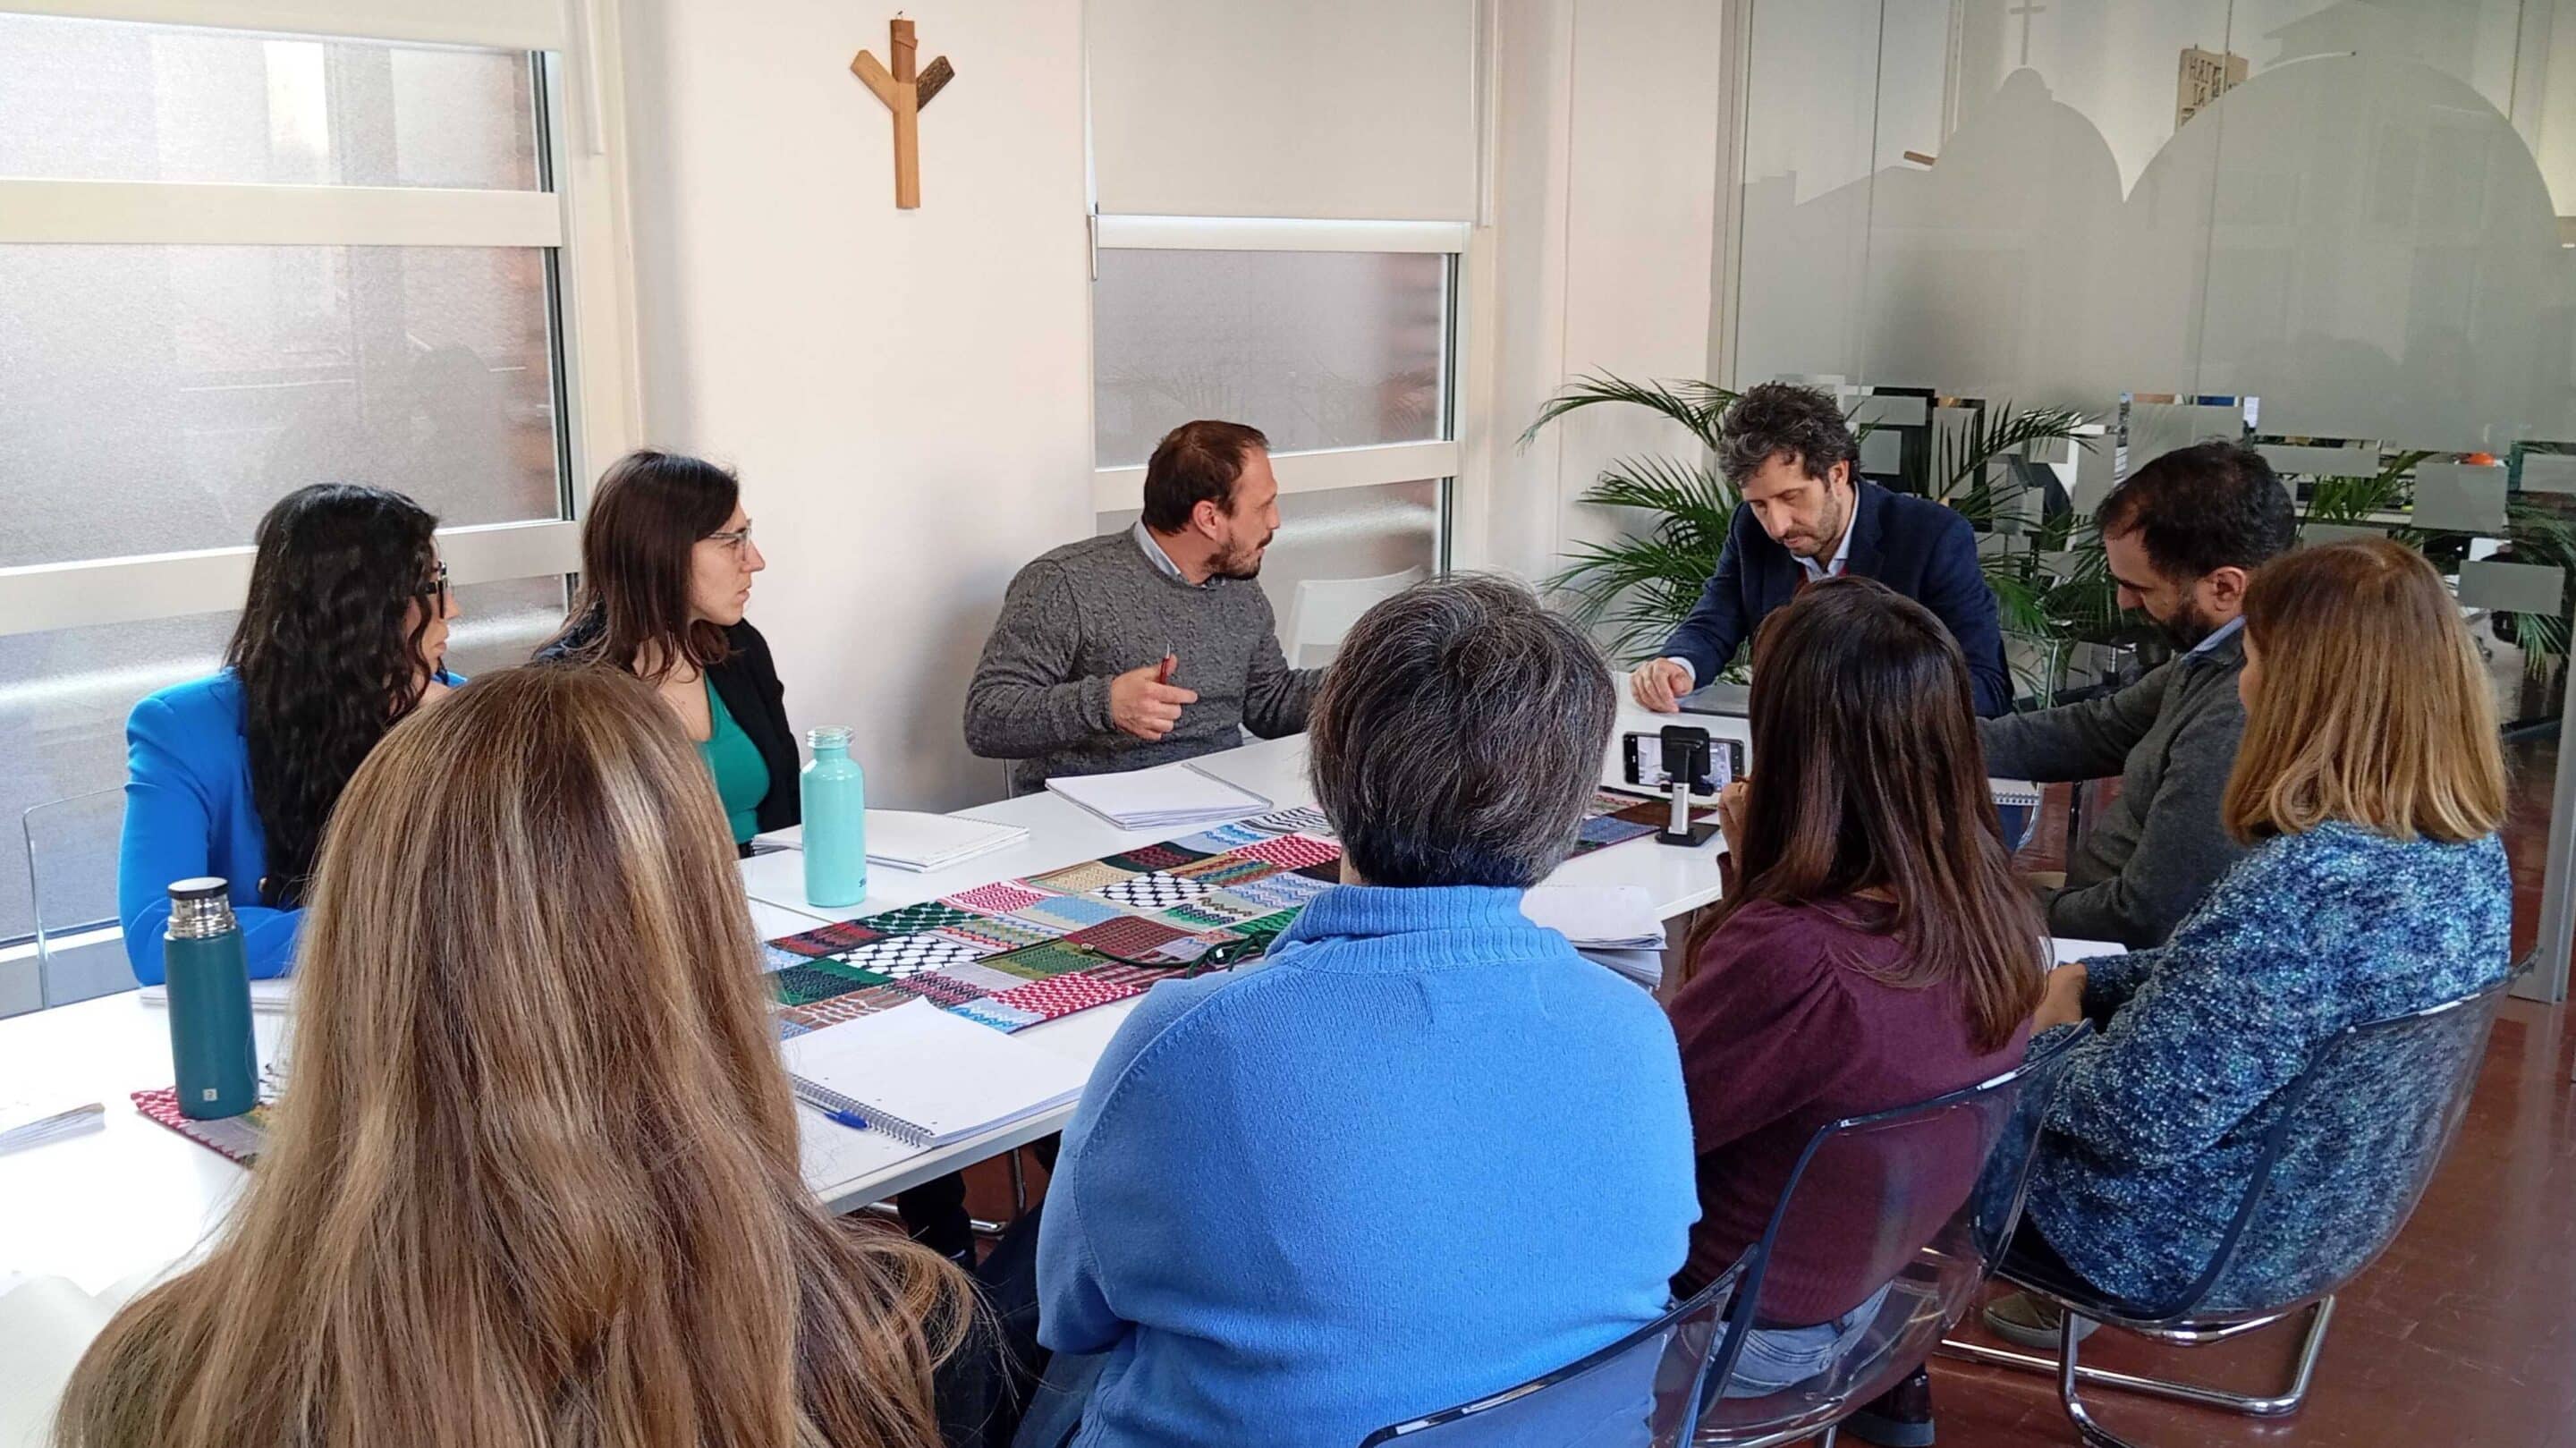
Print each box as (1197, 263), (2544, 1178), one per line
(1099, 480), (1441, 666)
(0, 13), (538, 190)
(0, 576), (569, 948)
(1093, 250), (1448, 469)
(0, 243), (562, 568)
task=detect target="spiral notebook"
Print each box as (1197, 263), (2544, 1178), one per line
(780, 1000), (1093, 1148)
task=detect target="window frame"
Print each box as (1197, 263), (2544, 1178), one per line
(0, 1), (642, 640)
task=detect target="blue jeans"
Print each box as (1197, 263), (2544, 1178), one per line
(1717, 1282), (1894, 1398)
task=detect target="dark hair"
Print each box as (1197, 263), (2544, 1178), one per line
(1717, 382), (1860, 489)
(224, 483), (443, 909)
(548, 450), (740, 682)
(1308, 573), (1614, 888)
(2096, 441), (2296, 583)
(1689, 577), (2046, 1053)
(1140, 420), (1269, 532)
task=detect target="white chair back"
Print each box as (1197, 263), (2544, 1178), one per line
(1282, 568), (1428, 671)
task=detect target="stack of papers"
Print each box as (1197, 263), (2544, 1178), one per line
(1045, 763), (1272, 832)
(862, 810), (1030, 873)
(0, 1097), (106, 1155)
(1523, 885), (1670, 990)
(782, 1000), (1094, 1148)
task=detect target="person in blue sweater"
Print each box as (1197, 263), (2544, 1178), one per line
(1021, 574), (1700, 1448)
(1981, 538), (2513, 1349)
(116, 485), (462, 985)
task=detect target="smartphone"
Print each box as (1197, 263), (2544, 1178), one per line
(1622, 732), (1744, 796)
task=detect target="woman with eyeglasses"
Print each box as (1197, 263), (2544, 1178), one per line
(538, 449), (791, 854)
(116, 484), (462, 985)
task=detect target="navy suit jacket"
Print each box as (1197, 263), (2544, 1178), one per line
(1661, 480), (2012, 716)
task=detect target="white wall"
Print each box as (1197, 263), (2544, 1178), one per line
(1479, 0), (1729, 594)
(620, 0), (1093, 809)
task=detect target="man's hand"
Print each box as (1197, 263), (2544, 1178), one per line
(1631, 658), (1691, 713)
(1109, 656), (1198, 741)
(2032, 962), (2089, 1031)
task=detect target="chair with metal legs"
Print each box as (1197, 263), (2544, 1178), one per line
(1939, 979), (2509, 1447)
(15, 787), (129, 1016)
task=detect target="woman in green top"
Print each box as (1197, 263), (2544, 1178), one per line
(537, 450), (797, 851)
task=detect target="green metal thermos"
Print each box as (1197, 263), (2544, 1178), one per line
(162, 877), (258, 1120)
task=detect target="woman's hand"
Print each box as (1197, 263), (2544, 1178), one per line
(1716, 778), (1750, 858)
(2032, 961), (2089, 1030)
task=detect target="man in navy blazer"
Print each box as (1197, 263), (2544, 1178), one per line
(1631, 382), (2012, 716)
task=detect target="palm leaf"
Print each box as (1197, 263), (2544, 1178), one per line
(1520, 373), (1738, 453)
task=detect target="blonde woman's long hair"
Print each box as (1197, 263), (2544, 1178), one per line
(2223, 537), (2508, 844)
(58, 665), (972, 1448)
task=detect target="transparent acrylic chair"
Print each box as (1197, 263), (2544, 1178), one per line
(16, 786), (128, 1015)
(1940, 980), (2508, 1448)
(1358, 1027), (2089, 1448)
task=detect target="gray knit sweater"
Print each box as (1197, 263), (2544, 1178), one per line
(1978, 629), (2251, 948)
(963, 532), (1319, 792)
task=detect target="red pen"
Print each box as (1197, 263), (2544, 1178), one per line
(1156, 655), (1176, 686)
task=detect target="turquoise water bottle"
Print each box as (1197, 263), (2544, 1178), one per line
(802, 726), (869, 908)
(162, 877), (258, 1121)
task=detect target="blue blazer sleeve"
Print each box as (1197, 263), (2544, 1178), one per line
(1658, 505), (1757, 682)
(118, 693), (301, 986)
(1918, 511), (2012, 716)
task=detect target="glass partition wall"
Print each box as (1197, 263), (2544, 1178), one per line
(1729, 0), (2576, 999)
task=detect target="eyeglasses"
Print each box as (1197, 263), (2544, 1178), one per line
(704, 522), (755, 553)
(413, 559), (450, 599)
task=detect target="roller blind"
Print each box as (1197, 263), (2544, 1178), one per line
(0, 0), (565, 52)
(1089, 0), (1478, 222)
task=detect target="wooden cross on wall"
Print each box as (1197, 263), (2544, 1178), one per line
(851, 17), (954, 209)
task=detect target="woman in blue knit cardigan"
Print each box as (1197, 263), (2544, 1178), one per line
(1995, 538), (2512, 1341)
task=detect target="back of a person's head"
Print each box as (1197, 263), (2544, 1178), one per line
(1714, 578), (2043, 1051)
(1308, 573), (1614, 888)
(2096, 440), (2297, 583)
(57, 665), (966, 1448)
(2224, 538), (2507, 845)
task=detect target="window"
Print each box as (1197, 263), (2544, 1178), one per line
(0, 4), (628, 1007)
(1089, 219), (1465, 645)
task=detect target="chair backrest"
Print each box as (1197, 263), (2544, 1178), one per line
(2161, 979), (2506, 1320)
(1284, 568), (1428, 670)
(1359, 1279), (1734, 1447)
(15, 786), (127, 1014)
(1692, 1025), (2092, 1442)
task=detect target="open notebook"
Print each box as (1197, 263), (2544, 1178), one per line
(781, 1000), (1094, 1148)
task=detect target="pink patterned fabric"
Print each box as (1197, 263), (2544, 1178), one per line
(1233, 833), (1343, 870)
(943, 880), (1054, 914)
(989, 968), (1152, 1020)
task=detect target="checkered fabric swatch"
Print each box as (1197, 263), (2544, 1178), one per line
(1010, 894), (1127, 931)
(770, 961), (892, 1006)
(1241, 805), (1335, 837)
(941, 880), (1055, 915)
(980, 939), (1103, 980)
(859, 901), (982, 936)
(1102, 842), (1215, 873)
(769, 919), (886, 958)
(987, 968), (1153, 1021)
(1171, 855), (1282, 889)
(949, 997), (1046, 1031)
(1096, 871), (1209, 911)
(890, 970), (992, 1008)
(1232, 833), (1343, 870)
(836, 934), (987, 978)
(933, 916), (1067, 953)
(1162, 897), (1266, 931)
(781, 983), (916, 1029)
(1062, 914), (1191, 958)
(1171, 822), (1272, 853)
(1213, 869), (1335, 912)
(1028, 859), (1137, 894)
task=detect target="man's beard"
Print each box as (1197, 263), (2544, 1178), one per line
(2156, 597), (2222, 651)
(1212, 534), (1273, 580)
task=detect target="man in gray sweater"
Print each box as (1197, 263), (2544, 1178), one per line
(966, 419), (1320, 792)
(1980, 442), (2297, 946)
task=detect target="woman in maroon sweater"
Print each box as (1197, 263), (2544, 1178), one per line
(1669, 578), (2047, 1443)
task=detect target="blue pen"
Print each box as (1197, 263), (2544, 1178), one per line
(825, 1107), (871, 1131)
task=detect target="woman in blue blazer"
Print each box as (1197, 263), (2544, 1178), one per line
(118, 485), (461, 985)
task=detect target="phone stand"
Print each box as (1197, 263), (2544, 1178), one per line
(1657, 725), (1720, 847)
